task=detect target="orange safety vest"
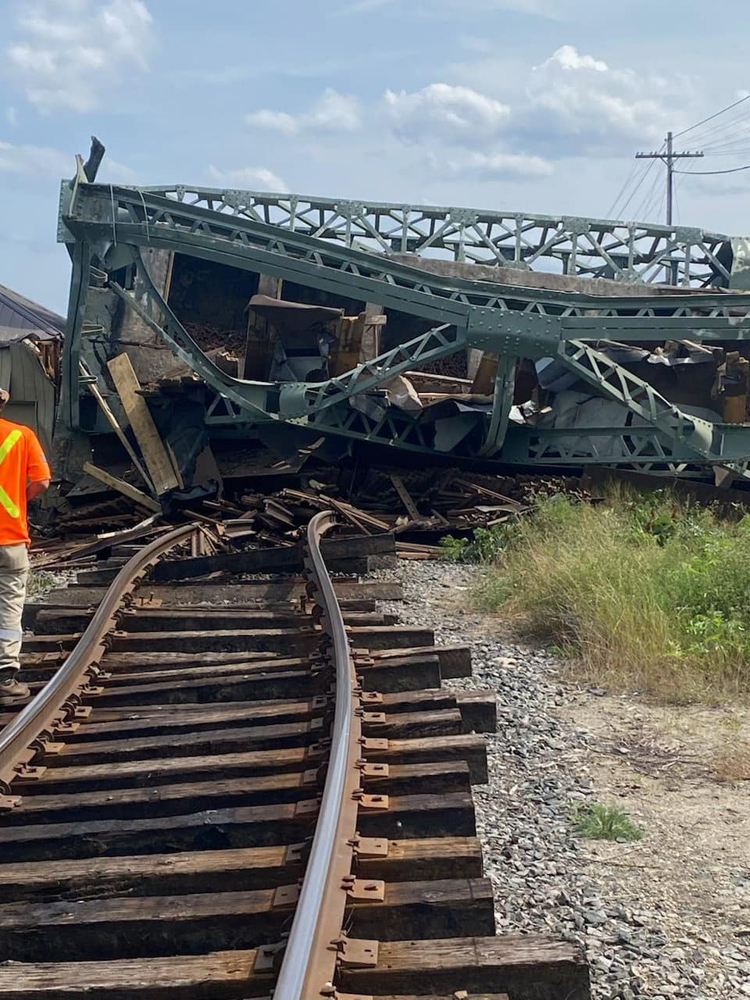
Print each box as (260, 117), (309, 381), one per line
(0, 419), (51, 547)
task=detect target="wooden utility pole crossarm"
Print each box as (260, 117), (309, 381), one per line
(635, 131), (704, 227)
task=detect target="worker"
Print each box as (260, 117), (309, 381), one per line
(0, 389), (51, 706)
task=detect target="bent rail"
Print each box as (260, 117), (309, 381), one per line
(275, 511), (365, 1000)
(0, 523), (199, 795)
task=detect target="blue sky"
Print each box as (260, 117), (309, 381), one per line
(2, 0), (750, 312)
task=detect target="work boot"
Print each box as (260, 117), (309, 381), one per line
(0, 677), (30, 705)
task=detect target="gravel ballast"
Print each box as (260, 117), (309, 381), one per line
(376, 560), (750, 1000)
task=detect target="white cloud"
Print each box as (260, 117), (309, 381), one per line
(525, 45), (682, 147)
(433, 150), (554, 180)
(545, 44), (608, 73)
(246, 88), (361, 135)
(0, 140), (71, 176)
(384, 83), (510, 144)
(246, 109), (299, 135)
(6, 0), (155, 113)
(207, 164), (289, 193)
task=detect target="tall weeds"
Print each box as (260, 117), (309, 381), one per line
(467, 490), (750, 702)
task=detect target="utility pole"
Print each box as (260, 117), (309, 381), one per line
(635, 131), (704, 281)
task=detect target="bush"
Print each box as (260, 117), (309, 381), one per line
(477, 490), (750, 702)
(440, 523), (512, 564)
(573, 803), (643, 841)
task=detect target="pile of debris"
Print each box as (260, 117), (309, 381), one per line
(36, 443), (585, 570)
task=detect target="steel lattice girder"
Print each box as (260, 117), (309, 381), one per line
(57, 180), (750, 474)
(61, 185), (750, 340)
(98, 185), (737, 288)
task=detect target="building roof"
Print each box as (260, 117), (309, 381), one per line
(0, 283), (65, 343)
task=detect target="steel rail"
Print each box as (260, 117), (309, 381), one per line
(0, 523), (199, 794)
(274, 511), (364, 1000)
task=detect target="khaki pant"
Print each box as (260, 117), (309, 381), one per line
(0, 543), (28, 679)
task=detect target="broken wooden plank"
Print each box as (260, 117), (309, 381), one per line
(81, 464), (162, 514)
(107, 353), (179, 494)
(84, 373), (154, 493)
(390, 474), (422, 521)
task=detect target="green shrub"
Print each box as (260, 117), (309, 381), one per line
(440, 523), (513, 564)
(478, 490), (750, 701)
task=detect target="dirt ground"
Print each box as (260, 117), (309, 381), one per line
(562, 691), (750, 992)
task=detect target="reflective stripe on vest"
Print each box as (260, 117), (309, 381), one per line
(0, 431), (23, 518)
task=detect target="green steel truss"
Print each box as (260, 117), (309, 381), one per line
(125, 185), (734, 288)
(57, 179), (750, 478)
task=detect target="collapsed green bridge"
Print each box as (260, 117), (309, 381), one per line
(56, 147), (750, 487)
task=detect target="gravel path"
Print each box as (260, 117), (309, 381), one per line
(377, 560), (750, 1000)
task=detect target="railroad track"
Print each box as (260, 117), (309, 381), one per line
(0, 515), (589, 1000)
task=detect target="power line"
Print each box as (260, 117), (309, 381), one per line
(674, 93), (750, 139)
(632, 159), (665, 220)
(685, 108), (750, 146)
(675, 163), (750, 175)
(605, 160), (640, 218)
(698, 124), (750, 151)
(702, 133), (750, 154)
(608, 158), (657, 218)
(640, 173), (666, 221)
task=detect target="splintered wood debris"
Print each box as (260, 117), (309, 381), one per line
(36, 444), (586, 572)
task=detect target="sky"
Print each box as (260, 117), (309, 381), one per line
(2, 0), (750, 313)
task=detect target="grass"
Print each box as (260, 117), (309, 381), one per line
(447, 488), (750, 702)
(573, 802), (644, 842)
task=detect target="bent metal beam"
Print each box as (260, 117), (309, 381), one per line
(57, 175), (750, 479)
